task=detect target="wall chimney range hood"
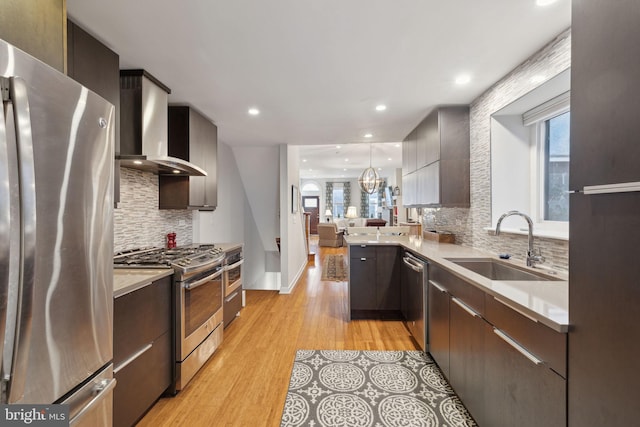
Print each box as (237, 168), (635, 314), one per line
(119, 69), (206, 176)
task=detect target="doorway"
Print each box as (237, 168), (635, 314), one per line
(302, 196), (320, 234)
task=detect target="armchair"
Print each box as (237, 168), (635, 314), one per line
(317, 223), (344, 247)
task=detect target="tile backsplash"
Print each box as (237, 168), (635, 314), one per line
(114, 167), (193, 252)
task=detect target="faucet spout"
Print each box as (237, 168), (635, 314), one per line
(495, 210), (543, 267)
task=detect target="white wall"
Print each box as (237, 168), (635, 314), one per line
(233, 146), (281, 253)
(279, 145), (308, 294)
(192, 141), (268, 289)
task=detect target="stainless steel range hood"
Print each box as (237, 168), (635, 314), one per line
(119, 70), (206, 176)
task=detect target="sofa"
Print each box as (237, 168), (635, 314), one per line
(317, 223), (344, 247)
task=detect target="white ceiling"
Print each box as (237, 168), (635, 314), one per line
(66, 0), (571, 177)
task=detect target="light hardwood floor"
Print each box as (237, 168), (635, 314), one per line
(138, 237), (417, 426)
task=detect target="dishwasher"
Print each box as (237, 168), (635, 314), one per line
(401, 251), (428, 351)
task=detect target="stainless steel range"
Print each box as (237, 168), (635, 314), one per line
(114, 245), (225, 391)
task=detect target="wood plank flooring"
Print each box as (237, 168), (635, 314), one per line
(138, 238), (417, 427)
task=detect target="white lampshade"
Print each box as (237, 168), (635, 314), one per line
(345, 206), (358, 219)
(325, 209), (332, 217)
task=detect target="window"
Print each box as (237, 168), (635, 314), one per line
(526, 92), (570, 229)
(490, 69), (570, 240)
(368, 193), (379, 218)
(542, 111), (570, 221)
(332, 184), (344, 218)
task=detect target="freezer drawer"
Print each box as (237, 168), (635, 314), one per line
(224, 288), (242, 328)
(60, 364), (115, 427)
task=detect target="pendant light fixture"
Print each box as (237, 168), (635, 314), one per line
(358, 143), (379, 194)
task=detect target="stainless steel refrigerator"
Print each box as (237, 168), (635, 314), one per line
(569, 0), (640, 425)
(1, 38), (115, 425)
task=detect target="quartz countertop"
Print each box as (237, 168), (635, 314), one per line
(113, 268), (173, 298)
(344, 235), (569, 332)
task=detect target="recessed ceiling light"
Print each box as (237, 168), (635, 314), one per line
(308, 168), (312, 171)
(302, 159), (307, 162)
(455, 74), (471, 85)
(378, 167), (382, 171)
(388, 158), (392, 161)
(336, 145), (341, 149)
(172, 170), (181, 174)
(248, 107), (260, 115)
(345, 158), (349, 162)
(375, 104), (387, 111)
(530, 75), (547, 83)
(395, 144), (400, 148)
(343, 168), (347, 171)
(536, 0), (558, 6)
(364, 133), (373, 138)
(133, 160), (143, 165)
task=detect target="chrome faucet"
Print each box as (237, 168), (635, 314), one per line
(495, 210), (545, 267)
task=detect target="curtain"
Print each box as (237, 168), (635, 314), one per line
(325, 182), (333, 212)
(360, 190), (369, 219)
(344, 182), (351, 208)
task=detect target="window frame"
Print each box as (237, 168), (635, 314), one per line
(528, 99), (570, 234)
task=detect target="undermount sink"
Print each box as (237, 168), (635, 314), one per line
(445, 258), (562, 281)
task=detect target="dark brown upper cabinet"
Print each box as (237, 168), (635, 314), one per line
(160, 106), (218, 210)
(67, 20), (121, 206)
(402, 106), (470, 208)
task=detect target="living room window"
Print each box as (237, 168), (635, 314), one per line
(368, 193), (379, 218)
(332, 184), (344, 218)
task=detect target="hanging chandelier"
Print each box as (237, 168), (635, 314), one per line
(358, 143), (379, 194)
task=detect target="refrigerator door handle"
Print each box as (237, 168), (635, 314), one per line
(583, 181), (640, 195)
(0, 78), (11, 370)
(69, 378), (117, 426)
(5, 77), (38, 403)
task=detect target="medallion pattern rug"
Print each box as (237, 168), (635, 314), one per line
(280, 350), (477, 427)
(321, 255), (348, 281)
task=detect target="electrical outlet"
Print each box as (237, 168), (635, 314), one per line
(179, 220), (185, 226)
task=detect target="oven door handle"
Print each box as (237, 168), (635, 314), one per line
(184, 269), (224, 290)
(225, 259), (244, 271)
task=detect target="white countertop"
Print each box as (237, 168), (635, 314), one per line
(113, 268), (173, 298)
(344, 235), (569, 332)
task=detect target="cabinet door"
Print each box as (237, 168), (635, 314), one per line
(187, 110), (207, 207)
(449, 297), (485, 425)
(484, 325), (566, 427)
(376, 247), (400, 310)
(349, 256), (377, 313)
(428, 280), (450, 378)
(402, 172), (416, 206)
(402, 130), (417, 174)
(417, 110), (440, 168)
(203, 121), (218, 207)
(416, 162), (440, 206)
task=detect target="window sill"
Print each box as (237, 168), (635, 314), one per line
(483, 226), (568, 241)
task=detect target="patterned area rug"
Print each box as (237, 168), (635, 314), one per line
(280, 350), (477, 427)
(321, 255), (348, 281)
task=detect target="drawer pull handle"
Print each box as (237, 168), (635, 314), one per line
(360, 258), (367, 261)
(494, 328), (544, 366)
(225, 291), (239, 303)
(429, 280), (447, 293)
(452, 297), (480, 318)
(494, 297), (539, 323)
(360, 245), (367, 248)
(114, 343), (153, 374)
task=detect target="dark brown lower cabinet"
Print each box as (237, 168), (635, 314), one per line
(484, 323), (566, 427)
(428, 280), (450, 378)
(449, 297), (486, 425)
(114, 276), (173, 427)
(349, 245), (401, 318)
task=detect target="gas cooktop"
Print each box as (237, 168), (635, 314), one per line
(114, 245), (225, 270)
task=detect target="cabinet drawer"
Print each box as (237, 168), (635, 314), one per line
(431, 264), (484, 316)
(349, 245), (377, 259)
(114, 276), (172, 365)
(485, 294), (567, 378)
(223, 288), (242, 328)
(113, 331), (172, 427)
